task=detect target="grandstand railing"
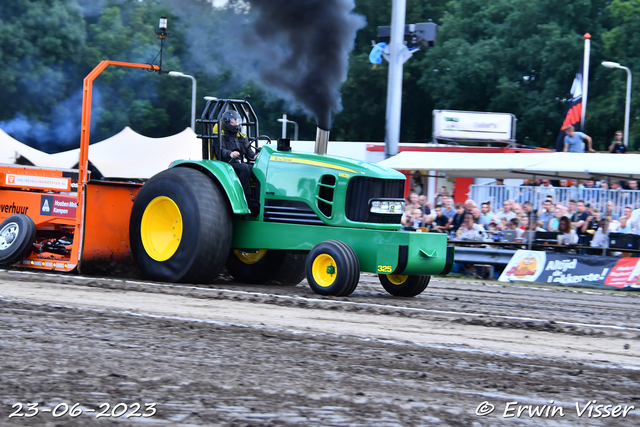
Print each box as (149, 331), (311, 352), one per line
(469, 185), (640, 217)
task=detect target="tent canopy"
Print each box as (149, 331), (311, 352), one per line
(0, 128), (52, 165)
(34, 127), (202, 179)
(377, 151), (640, 181)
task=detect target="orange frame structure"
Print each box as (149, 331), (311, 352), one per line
(0, 61), (160, 272)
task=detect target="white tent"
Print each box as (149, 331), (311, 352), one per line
(36, 127), (202, 179)
(81, 126), (202, 179)
(0, 128), (52, 165)
(377, 151), (640, 180)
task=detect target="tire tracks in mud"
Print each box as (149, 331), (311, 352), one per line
(2, 270), (638, 341)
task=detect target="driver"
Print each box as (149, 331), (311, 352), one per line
(220, 110), (259, 211)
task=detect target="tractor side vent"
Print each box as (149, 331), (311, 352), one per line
(317, 174), (336, 218)
(345, 177), (404, 224)
(264, 199), (326, 226)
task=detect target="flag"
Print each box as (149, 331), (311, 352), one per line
(555, 65), (583, 152)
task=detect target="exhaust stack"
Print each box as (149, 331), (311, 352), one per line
(315, 127), (330, 155)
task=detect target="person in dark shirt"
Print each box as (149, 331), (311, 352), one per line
(433, 205), (450, 233)
(571, 200), (589, 235)
(581, 208), (602, 236)
(220, 110), (258, 210)
(608, 130), (627, 153)
(448, 203), (466, 233)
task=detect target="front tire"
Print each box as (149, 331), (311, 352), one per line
(130, 167), (232, 283)
(379, 274), (430, 297)
(306, 240), (359, 296)
(0, 214), (36, 266)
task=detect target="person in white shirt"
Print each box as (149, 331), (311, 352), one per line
(629, 208), (640, 234)
(457, 212), (488, 241)
(557, 216), (578, 244)
(590, 218), (610, 248)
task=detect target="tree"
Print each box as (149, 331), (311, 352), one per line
(0, 0), (87, 151)
(418, 0), (610, 148)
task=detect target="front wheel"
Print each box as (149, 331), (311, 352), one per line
(379, 274), (430, 297)
(306, 240), (359, 296)
(0, 214), (36, 266)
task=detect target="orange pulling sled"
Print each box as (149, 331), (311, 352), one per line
(0, 61), (159, 272)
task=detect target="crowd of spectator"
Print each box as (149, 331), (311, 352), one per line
(402, 179), (640, 249)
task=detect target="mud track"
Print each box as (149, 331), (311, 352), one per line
(1, 270), (639, 426)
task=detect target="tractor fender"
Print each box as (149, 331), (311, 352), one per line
(169, 160), (250, 215)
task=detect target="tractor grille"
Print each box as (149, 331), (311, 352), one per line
(264, 200), (326, 226)
(345, 177), (405, 224)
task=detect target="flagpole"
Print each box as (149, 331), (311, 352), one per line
(581, 33), (591, 130)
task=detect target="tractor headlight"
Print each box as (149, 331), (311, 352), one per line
(369, 199), (405, 214)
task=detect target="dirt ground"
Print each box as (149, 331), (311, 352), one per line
(1, 269), (640, 426)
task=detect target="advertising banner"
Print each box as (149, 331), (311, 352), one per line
(432, 110), (515, 141)
(499, 250), (640, 290)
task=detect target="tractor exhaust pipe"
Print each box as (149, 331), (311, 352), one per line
(315, 127), (329, 155)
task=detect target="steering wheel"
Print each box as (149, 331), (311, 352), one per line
(245, 135), (272, 163)
(250, 134), (272, 152)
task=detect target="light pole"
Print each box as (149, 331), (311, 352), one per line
(277, 112), (299, 140)
(168, 71), (197, 130)
(602, 61), (632, 148)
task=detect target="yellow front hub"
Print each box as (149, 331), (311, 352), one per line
(235, 249), (267, 265)
(312, 254), (337, 287)
(141, 196), (183, 262)
(386, 274), (408, 285)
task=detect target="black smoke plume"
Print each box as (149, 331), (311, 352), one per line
(234, 0), (365, 130)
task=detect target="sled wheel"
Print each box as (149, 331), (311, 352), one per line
(225, 249), (286, 284)
(306, 240), (360, 296)
(0, 214), (36, 266)
(379, 274), (430, 297)
(272, 252), (308, 286)
(130, 167), (232, 283)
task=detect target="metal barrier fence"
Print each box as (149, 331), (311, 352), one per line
(469, 185), (640, 217)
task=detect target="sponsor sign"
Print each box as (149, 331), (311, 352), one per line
(0, 203), (29, 215)
(5, 174), (70, 191)
(605, 258), (640, 289)
(433, 110), (515, 141)
(499, 250), (547, 282)
(40, 195), (77, 219)
(499, 250), (640, 290)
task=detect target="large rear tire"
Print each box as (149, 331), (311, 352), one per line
(379, 274), (430, 297)
(306, 240), (359, 297)
(129, 167), (232, 283)
(0, 214), (36, 266)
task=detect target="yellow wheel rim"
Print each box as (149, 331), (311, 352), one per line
(234, 249), (267, 264)
(387, 274), (408, 285)
(141, 196), (183, 262)
(312, 254), (337, 288)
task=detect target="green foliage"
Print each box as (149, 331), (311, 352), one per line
(1, 0), (640, 153)
(418, 0), (609, 147)
(0, 0), (86, 120)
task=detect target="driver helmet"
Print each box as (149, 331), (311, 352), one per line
(221, 110), (242, 134)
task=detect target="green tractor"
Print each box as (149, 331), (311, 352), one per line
(129, 97), (453, 297)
